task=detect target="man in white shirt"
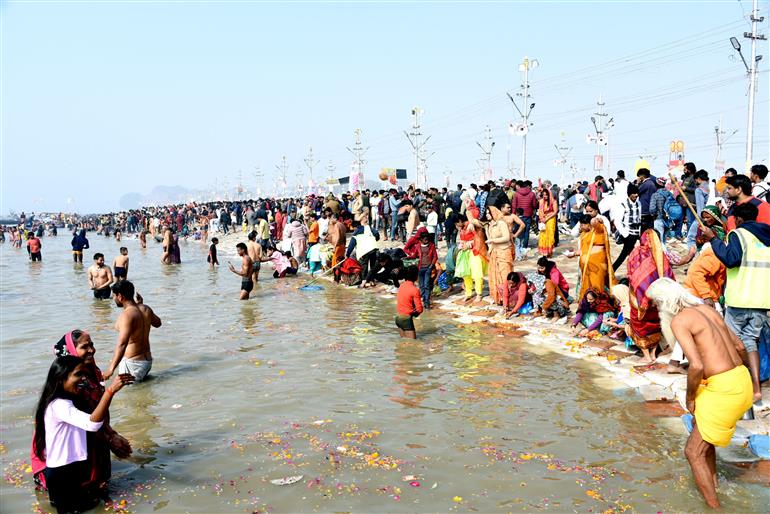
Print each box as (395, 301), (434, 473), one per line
(614, 170), (629, 204)
(750, 164), (770, 201)
(611, 183), (642, 271)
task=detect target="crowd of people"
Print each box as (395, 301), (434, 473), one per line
(5, 161), (770, 511)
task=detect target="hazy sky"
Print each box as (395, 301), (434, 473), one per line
(2, 0), (768, 213)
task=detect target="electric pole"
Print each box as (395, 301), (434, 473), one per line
(304, 146), (320, 194)
(553, 132), (572, 186)
(746, 0), (764, 170)
(586, 95), (613, 175)
(236, 170), (243, 200)
(507, 56), (539, 178)
(714, 118), (738, 173)
(253, 166), (263, 198)
(295, 165), (304, 196)
(326, 160), (336, 194)
(443, 166), (452, 188)
(476, 125), (495, 183)
(275, 156), (289, 198)
(405, 107), (432, 189)
(346, 129), (369, 192)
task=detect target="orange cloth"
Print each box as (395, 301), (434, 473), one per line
(397, 280), (424, 316)
(331, 244), (345, 269)
(726, 198), (770, 231)
(683, 245), (726, 301)
(308, 222), (319, 244)
(578, 222), (615, 299)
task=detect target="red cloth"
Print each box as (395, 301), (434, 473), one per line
(726, 196), (770, 231)
(397, 280), (424, 316)
(513, 187), (538, 217)
(403, 227), (429, 258)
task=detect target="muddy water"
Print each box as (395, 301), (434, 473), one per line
(1, 234), (766, 513)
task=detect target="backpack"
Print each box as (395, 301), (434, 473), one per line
(756, 182), (770, 202)
(664, 194), (683, 222)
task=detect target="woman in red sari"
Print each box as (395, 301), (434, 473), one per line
(627, 230), (675, 363)
(31, 330), (132, 496)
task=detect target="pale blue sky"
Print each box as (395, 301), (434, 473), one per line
(2, 0), (768, 213)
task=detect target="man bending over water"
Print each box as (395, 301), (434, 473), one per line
(104, 280), (159, 382)
(647, 278), (753, 509)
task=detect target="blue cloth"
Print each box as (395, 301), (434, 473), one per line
(710, 221), (770, 268)
(748, 434), (770, 459)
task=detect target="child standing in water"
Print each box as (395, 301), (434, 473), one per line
(33, 356), (133, 513)
(208, 238), (219, 268)
(395, 266), (423, 339)
(416, 231), (438, 309)
(113, 248), (129, 281)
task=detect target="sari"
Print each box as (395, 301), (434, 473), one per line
(627, 230), (675, 349)
(486, 207), (514, 304)
(31, 331), (111, 492)
(578, 221), (615, 300)
(538, 190), (557, 257)
(455, 224), (487, 298)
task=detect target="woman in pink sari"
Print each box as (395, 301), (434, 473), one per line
(285, 219), (309, 265)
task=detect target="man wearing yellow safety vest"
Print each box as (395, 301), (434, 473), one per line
(702, 202), (770, 405)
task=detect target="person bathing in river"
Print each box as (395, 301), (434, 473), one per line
(103, 281), (160, 381)
(647, 278), (753, 509)
(32, 356), (134, 513)
(207, 237), (219, 268)
(112, 247), (129, 282)
(31, 330), (133, 498)
(228, 243), (254, 300)
(71, 229), (89, 263)
(395, 266), (423, 339)
(246, 231), (263, 282)
(88, 253), (113, 300)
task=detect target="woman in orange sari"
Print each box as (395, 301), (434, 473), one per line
(577, 216), (615, 301)
(485, 206), (514, 305)
(537, 188), (557, 257)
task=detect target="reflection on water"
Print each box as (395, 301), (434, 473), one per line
(1, 235), (767, 513)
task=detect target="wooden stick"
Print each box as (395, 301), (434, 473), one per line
(298, 259), (345, 289)
(667, 171), (707, 231)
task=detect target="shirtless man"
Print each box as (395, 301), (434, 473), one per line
(160, 226), (172, 264)
(647, 278), (753, 509)
(103, 280), (156, 382)
(113, 247), (129, 281)
(228, 242), (254, 300)
(88, 253), (114, 299)
(246, 231), (263, 283)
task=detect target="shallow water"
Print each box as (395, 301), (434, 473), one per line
(1, 234), (767, 513)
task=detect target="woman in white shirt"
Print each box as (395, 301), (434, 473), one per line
(33, 356), (133, 513)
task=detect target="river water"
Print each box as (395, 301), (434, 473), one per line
(1, 234), (766, 513)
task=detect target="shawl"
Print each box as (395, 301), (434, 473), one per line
(628, 229), (674, 318)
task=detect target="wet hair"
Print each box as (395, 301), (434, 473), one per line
(751, 164), (768, 180)
(236, 242), (247, 251)
(111, 279), (135, 299)
(247, 231), (257, 241)
(585, 200), (599, 212)
(627, 184), (639, 196)
(726, 174), (753, 195)
(119, 247), (127, 253)
(403, 265), (418, 282)
(93, 253), (104, 260)
(734, 202), (759, 222)
(34, 355), (84, 459)
(578, 214), (593, 225)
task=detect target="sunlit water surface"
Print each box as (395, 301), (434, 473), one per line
(1, 235), (767, 513)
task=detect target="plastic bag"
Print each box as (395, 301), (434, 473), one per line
(454, 250), (471, 277)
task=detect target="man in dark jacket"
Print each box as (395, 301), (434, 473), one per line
(512, 180), (539, 249)
(636, 168), (657, 233)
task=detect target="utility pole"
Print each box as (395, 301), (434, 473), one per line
(253, 166), (263, 198)
(476, 125), (495, 183)
(507, 56), (539, 178)
(443, 166), (452, 188)
(405, 107), (432, 189)
(346, 129), (369, 191)
(295, 165), (304, 196)
(553, 132), (572, 186)
(586, 95), (613, 175)
(326, 160), (336, 194)
(236, 170), (243, 200)
(275, 156), (289, 198)
(304, 146), (320, 194)
(714, 118), (738, 173)
(745, 0), (765, 170)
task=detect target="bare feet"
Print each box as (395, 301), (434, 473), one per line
(754, 392), (763, 403)
(667, 364), (688, 375)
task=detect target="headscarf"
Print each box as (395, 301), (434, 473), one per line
(53, 330), (83, 357)
(577, 288), (616, 315)
(628, 229), (675, 318)
(610, 284), (631, 320)
(701, 205), (726, 241)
